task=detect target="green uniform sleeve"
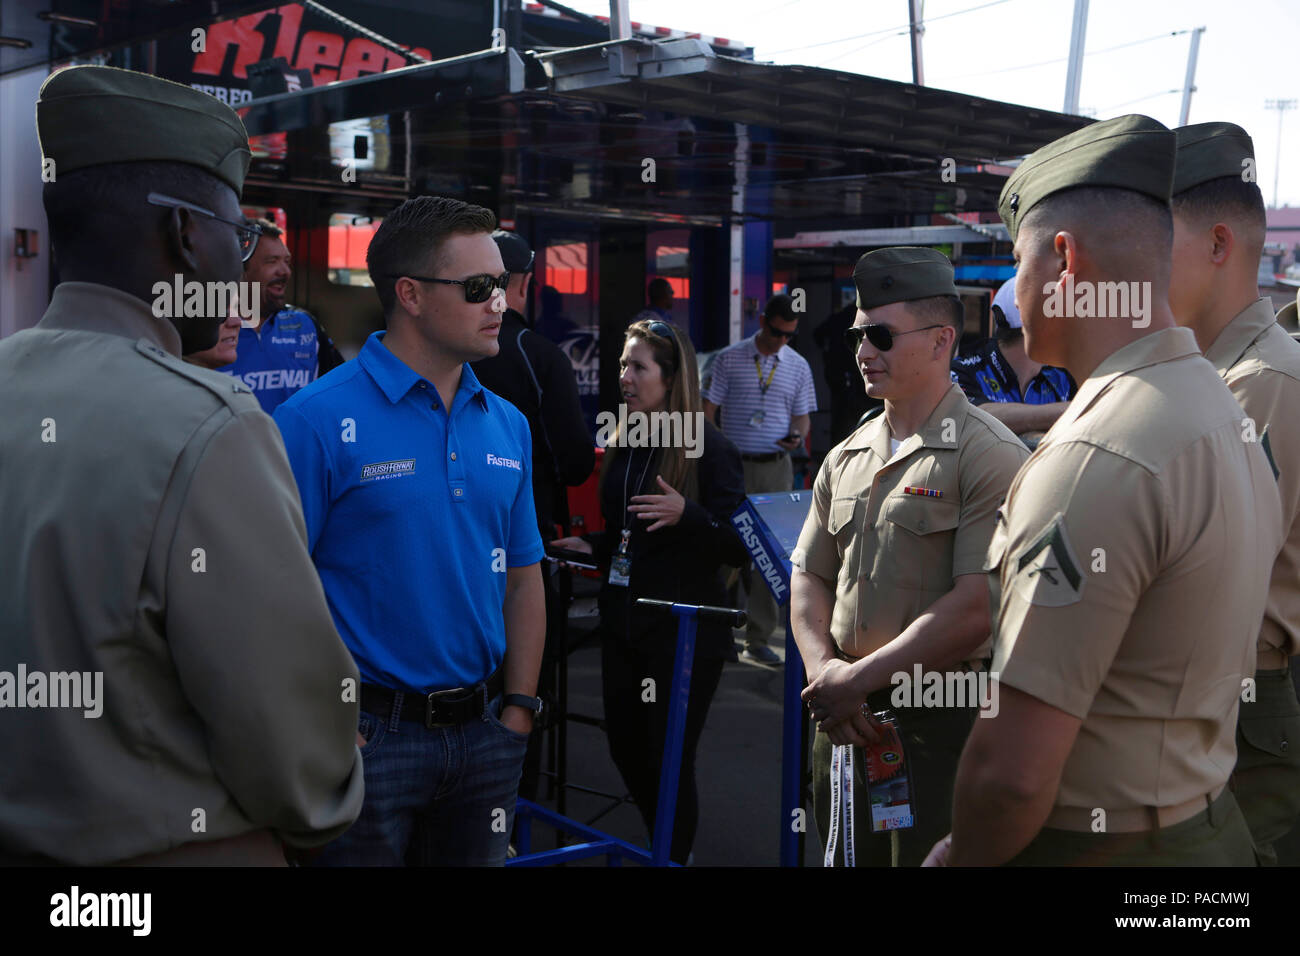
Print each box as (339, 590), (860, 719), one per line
(163, 407), (364, 848)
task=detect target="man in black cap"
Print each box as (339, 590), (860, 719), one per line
(0, 65), (363, 865)
(1169, 121), (1300, 865)
(471, 230), (595, 805)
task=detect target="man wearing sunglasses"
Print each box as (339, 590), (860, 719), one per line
(213, 218), (344, 414)
(273, 196), (546, 866)
(791, 247), (1029, 866)
(704, 293), (817, 665)
(0, 66), (363, 865)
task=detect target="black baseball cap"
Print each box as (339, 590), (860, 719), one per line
(492, 230), (534, 273)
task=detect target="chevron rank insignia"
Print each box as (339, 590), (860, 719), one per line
(1013, 514), (1084, 607)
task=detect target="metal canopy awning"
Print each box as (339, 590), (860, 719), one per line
(240, 48), (529, 137)
(538, 37), (1090, 163)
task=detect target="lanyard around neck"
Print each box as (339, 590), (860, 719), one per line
(754, 353), (777, 396)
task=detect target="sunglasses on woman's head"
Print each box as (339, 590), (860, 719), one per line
(843, 323), (944, 353)
(388, 271), (510, 303)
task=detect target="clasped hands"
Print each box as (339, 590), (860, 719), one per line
(800, 658), (885, 747)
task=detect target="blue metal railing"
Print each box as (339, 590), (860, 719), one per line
(508, 598), (745, 867)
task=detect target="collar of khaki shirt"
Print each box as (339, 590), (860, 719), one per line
(1042, 326), (1200, 441)
(1202, 298), (1278, 378)
(37, 281), (183, 357)
(841, 382), (970, 465)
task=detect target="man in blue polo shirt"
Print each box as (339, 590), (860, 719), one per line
(950, 276), (1075, 438)
(221, 218), (343, 413)
(273, 196), (546, 866)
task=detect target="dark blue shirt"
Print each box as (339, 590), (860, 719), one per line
(220, 306), (338, 414)
(950, 338), (1075, 406)
(272, 331), (544, 693)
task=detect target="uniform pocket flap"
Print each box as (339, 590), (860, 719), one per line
(828, 496), (858, 536)
(1239, 712), (1299, 759)
(883, 494), (960, 536)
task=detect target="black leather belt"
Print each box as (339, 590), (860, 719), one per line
(361, 665), (504, 729)
(741, 451), (787, 463)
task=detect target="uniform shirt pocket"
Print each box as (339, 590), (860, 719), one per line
(878, 493), (961, 590)
(828, 495), (865, 574)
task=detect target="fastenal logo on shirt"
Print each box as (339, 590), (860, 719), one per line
(486, 453), (523, 472)
(360, 459), (417, 481)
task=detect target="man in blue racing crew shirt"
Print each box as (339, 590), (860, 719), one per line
(221, 217), (344, 413)
(950, 276), (1076, 437)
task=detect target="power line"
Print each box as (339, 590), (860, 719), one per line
(1095, 88), (1180, 112)
(817, 29), (911, 68)
(930, 28), (1191, 84)
(765, 0), (1014, 57)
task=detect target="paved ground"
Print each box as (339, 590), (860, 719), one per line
(522, 590), (822, 867)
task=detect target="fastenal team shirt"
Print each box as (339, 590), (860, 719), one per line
(950, 338), (1075, 405)
(271, 331), (545, 694)
(221, 305), (343, 414)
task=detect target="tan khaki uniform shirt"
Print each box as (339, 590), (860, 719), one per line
(793, 383), (1028, 659)
(989, 327), (1283, 812)
(1204, 298), (1300, 667)
(0, 283), (364, 865)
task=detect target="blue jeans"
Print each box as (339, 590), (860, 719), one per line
(312, 690), (529, 866)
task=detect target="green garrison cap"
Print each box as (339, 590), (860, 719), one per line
(1173, 122), (1255, 195)
(36, 65), (251, 197)
(853, 247), (957, 310)
(998, 114), (1175, 240)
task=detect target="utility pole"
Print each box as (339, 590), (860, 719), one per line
(908, 0), (925, 86)
(1177, 27), (1205, 126)
(1063, 0), (1089, 115)
(609, 0), (630, 40)
(1266, 98), (1297, 209)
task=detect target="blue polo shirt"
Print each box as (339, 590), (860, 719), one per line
(272, 331), (544, 694)
(221, 306), (327, 414)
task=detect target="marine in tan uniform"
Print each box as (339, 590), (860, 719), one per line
(929, 115), (1284, 867)
(0, 66), (363, 865)
(1170, 122), (1300, 865)
(792, 247), (1028, 866)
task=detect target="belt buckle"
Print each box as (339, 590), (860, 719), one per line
(425, 687), (467, 729)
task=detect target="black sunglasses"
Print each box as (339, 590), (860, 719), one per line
(391, 271), (510, 303)
(764, 316), (797, 340)
(147, 192), (263, 261)
(646, 320), (680, 363)
(844, 323), (944, 353)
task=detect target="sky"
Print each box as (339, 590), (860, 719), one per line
(555, 0), (1300, 206)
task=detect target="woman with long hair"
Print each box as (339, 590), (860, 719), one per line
(553, 319), (747, 863)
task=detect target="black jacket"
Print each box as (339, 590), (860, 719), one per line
(587, 420), (749, 659)
(472, 309), (595, 534)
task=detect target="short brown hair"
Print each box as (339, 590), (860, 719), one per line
(253, 217), (283, 240)
(367, 196), (496, 318)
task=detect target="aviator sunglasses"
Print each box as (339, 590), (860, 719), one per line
(388, 271), (510, 303)
(844, 323), (944, 353)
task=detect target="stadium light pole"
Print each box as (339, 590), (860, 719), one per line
(1266, 98), (1297, 209)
